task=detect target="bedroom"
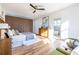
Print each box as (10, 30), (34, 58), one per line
(0, 3), (79, 55)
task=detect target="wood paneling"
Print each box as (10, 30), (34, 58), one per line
(6, 15), (33, 32)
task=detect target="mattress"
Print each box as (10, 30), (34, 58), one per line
(11, 34), (26, 48)
(11, 32), (37, 48)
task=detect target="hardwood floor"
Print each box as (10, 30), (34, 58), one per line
(12, 36), (53, 55)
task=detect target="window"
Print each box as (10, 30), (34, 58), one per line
(61, 21), (69, 39)
(54, 18), (61, 37)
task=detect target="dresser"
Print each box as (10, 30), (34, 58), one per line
(39, 27), (48, 37)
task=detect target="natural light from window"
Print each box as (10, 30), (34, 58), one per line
(61, 21), (69, 39)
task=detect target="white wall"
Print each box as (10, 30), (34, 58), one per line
(68, 4), (79, 38)
(33, 18), (42, 34)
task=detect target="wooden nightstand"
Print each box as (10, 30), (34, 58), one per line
(0, 38), (11, 55)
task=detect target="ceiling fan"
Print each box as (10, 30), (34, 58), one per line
(30, 3), (45, 13)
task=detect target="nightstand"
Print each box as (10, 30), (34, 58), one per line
(0, 38), (11, 55)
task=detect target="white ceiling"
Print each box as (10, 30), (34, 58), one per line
(2, 3), (73, 20)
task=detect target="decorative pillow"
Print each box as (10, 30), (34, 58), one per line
(12, 29), (16, 36)
(15, 30), (20, 35)
(7, 29), (14, 38)
(66, 39), (74, 49)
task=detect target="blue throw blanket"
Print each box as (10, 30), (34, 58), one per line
(22, 32), (35, 40)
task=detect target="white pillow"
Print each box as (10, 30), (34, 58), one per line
(15, 30), (20, 35)
(7, 29), (14, 38)
(12, 29), (16, 36)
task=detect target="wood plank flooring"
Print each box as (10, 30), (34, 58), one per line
(12, 36), (53, 55)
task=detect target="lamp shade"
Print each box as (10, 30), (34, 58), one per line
(0, 23), (10, 29)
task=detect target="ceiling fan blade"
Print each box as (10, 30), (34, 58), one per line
(30, 4), (37, 9)
(33, 10), (36, 13)
(37, 8), (45, 10)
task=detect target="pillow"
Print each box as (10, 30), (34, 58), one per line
(12, 29), (16, 36)
(7, 29), (14, 38)
(15, 30), (20, 35)
(66, 39), (74, 49)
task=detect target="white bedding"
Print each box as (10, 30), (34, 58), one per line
(12, 34), (26, 48)
(22, 32), (38, 45)
(71, 46), (79, 55)
(22, 32), (36, 40)
(11, 32), (37, 48)
(12, 33), (26, 42)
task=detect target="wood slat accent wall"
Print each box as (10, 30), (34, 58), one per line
(6, 15), (33, 32)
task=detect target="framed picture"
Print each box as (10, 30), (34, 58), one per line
(42, 16), (49, 28)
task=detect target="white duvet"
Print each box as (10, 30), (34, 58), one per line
(11, 32), (38, 48)
(71, 46), (79, 55)
(12, 34), (26, 48)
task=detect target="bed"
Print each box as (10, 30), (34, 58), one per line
(71, 46), (79, 55)
(22, 32), (38, 45)
(7, 29), (38, 48)
(11, 32), (38, 48)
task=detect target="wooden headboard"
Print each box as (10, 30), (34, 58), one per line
(6, 15), (33, 32)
